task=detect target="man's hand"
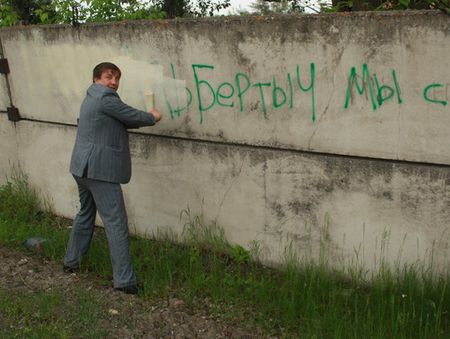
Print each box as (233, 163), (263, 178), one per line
(149, 109), (162, 122)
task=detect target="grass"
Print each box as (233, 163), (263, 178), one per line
(0, 288), (109, 338)
(1, 172), (450, 338)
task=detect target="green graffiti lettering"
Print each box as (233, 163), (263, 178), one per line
(235, 72), (251, 112)
(192, 64), (216, 124)
(344, 64), (377, 111)
(216, 82), (234, 108)
(423, 84), (448, 106)
(272, 77), (287, 108)
(163, 61), (445, 127)
(253, 82), (271, 117)
(374, 74), (394, 107)
(297, 63), (316, 122)
(392, 70), (403, 104)
(373, 69), (403, 107)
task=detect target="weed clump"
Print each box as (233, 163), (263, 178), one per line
(0, 171), (40, 223)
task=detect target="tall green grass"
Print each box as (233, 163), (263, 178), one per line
(0, 172), (449, 338)
(0, 287), (110, 338)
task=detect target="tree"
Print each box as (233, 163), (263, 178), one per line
(0, 0), (56, 25)
(154, 0), (231, 18)
(251, 0), (448, 13)
(194, 0), (230, 16)
(0, 0), (231, 26)
(250, 0), (305, 14)
(326, 0), (449, 11)
(157, 0), (189, 18)
(0, 0), (164, 25)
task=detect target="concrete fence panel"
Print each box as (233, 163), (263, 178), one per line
(0, 10), (449, 272)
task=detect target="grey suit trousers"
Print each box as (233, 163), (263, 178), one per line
(64, 175), (136, 288)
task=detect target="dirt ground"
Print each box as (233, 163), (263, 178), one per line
(0, 246), (265, 338)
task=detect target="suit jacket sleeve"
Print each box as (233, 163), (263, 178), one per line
(101, 91), (156, 128)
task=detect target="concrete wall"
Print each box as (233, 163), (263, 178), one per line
(0, 11), (449, 273)
(0, 115), (17, 184)
(0, 41), (16, 184)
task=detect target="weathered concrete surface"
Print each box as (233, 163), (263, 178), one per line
(0, 76), (9, 110)
(14, 121), (79, 215)
(12, 121), (450, 273)
(0, 40), (10, 111)
(1, 11), (449, 273)
(0, 11), (449, 165)
(0, 115), (17, 185)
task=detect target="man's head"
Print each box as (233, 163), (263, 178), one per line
(93, 62), (121, 91)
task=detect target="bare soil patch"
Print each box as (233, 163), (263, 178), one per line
(0, 246), (263, 338)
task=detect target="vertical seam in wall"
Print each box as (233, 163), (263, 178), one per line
(0, 35), (15, 108)
(0, 34), (20, 170)
(263, 159), (268, 232)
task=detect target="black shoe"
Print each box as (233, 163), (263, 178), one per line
(63, 265), (80, 273)
(114, 285), (138, 295)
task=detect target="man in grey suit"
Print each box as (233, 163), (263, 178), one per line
(64, 62), (162, 294)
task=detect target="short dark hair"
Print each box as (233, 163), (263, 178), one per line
(92, 62), (121, 82)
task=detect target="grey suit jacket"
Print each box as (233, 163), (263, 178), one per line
(70, 83), (156, 184)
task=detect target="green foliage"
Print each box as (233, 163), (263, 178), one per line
(324, 0), (449, 12)
(0, 2), (19, 26)
(0, 0), (55, 26)
(231, 244), (250, 264)
(192, 0), (230, 16)
(0, 0), (448, 26)
(154, 0), (231, 18)
(0, 0), (231, 26)
(156, 0), (189, 18)
(382, 0), (449, 11)
(33, 0), (166, 25)
(250, 0), (305, 14)
(83, 0), (164, 23)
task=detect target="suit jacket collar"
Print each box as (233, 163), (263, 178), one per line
(88, 83), (118, 98)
